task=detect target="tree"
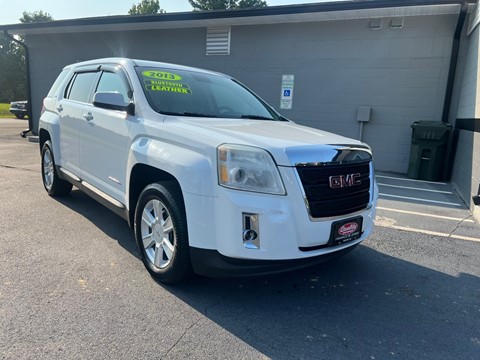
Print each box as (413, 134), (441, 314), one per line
(237, 0), (268, 8)
(0, 36), (23, 102)
(19, 10), (53, 23)
(188, 0), (267, 11)
(129, 0), (165, 15)
(0, 11), (54, 103)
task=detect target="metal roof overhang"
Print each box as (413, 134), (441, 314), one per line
(0, 0), (476, 36)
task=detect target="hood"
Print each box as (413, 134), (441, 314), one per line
(167, 118), (369, 166)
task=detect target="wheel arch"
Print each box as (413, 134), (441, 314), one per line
(39, 128), (51, 153)
(128, 164), (184, 228)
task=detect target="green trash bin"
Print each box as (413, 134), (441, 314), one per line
(407, 121), (452, 181)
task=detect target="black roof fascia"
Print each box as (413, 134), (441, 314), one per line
(0, 0), (475, 33)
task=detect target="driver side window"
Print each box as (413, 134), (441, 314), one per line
(96, 71), (131, 103)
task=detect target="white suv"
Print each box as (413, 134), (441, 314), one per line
(39, 58), (378, 284)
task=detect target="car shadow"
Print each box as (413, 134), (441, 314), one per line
(55, 189), (480, 359)
(55, 189), (138, 257)
(166, 246), (480, 359)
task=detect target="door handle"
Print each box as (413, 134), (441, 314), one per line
(83, 112), (94, 121)
(56, 105), (63, 112)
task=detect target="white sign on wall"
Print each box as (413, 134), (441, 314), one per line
(280, 74), (294, 109)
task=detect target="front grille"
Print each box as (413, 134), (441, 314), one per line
(296, 161), (371, 218)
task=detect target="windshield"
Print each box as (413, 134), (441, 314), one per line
(135, 66), (281, 120)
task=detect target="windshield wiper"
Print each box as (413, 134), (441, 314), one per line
(160, 111), (217, 118)
(183, 112), (218, 118)
(240, 115), (274, 120)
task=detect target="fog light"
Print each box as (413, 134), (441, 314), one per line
(243, 229), (258, 242)
(242, 213), (260, 249)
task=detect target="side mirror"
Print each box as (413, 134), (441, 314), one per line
(93, 92), (135, 116)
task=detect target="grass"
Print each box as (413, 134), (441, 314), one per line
(0, 103), (12, 118)
(0, 103), (28, 119)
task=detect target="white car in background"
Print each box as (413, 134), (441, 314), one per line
(9, 100), (28, 119)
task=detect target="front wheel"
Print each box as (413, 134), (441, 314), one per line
(41, 140), (72, 196)
(134, 182), (192, 284)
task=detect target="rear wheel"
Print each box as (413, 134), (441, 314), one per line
(134, 182), (192, 284)
(41, 140), (72, 196)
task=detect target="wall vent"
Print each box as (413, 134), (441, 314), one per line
(390, 18), (404, 29)
(369, 19), (382, 30)
(206, 27), (231, 55)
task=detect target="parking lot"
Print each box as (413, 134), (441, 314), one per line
(1, 118), (479, 359)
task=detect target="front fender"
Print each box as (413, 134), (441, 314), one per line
(128, 137), (218, 197)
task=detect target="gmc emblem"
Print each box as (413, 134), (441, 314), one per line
(329, 173), (361, 189)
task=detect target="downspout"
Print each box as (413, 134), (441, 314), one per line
(441, 1), (469, 181)
(3, 30), (33, 138)
(441, 1), (469, 123)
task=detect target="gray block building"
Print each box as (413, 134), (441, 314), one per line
(1, 0), (479, 220)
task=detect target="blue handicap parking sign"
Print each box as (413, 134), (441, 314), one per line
(283, 89), (291, 97)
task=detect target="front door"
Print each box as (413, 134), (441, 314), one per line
(79, 69), (133, 203)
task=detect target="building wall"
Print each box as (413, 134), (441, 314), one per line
(456, 24), (480, 119)
(451, 19), (480, 221)
(26, 14), (457, 173)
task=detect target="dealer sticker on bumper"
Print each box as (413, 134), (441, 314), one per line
(329, 216), (363, 247)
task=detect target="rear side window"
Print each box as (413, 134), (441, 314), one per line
(66, 72), (98, 103)
(47, 69), (70, 97)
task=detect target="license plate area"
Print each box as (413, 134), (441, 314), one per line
(329, 216), (363, 247)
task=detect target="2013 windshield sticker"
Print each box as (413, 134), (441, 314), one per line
(142, 70), (182, 81)
(144, 80), (192, 94)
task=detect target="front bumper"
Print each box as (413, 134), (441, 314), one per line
(183, 166), (377, 263)
(190, 244), (358, 278)
(9, 109), (27, 115)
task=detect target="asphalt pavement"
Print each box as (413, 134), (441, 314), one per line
(1, 118), (479, 359)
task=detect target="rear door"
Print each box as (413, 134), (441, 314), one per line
(79, 66), (133, 203)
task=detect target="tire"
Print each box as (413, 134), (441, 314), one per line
(41, 140), (73, 196)
(16, 114), (25, 119)
(134, 182), (192, 284)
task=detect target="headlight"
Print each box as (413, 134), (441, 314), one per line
(218, 144), (286, 195)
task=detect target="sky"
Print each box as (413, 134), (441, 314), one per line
(0, 0), (329, 25)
